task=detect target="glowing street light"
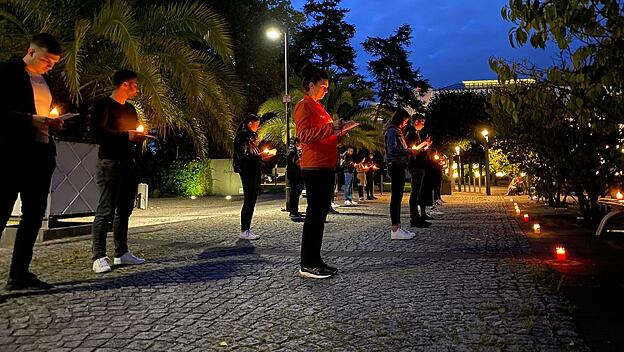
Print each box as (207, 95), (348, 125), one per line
(266, 25), (292, 212)
(480, 129), (491, 196)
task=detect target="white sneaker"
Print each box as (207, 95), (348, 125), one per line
(93, 257), (112, 273)
(391, 228), (415, 240)
(344, 200), (352, 206)
(113, 251), (145, 265)
(240, 230), (260, 240)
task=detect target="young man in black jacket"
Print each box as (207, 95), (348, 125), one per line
(0, 34), (64, 291)
(91, 70), (151, 273)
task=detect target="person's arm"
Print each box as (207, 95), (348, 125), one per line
(294, 103), (336, 144)
(0, 63), (36, 129)
(385, 128), (412, 158)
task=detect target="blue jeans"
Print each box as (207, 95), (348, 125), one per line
(344, 172), (354, 201)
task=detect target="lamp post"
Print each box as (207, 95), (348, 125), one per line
(481, 129), (491, 196)
(266, 26), (292, 211)
(455, 146), (461, 192)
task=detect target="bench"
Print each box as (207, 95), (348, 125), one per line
(595, 198), (624, 236)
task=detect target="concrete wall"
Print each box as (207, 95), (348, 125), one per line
(210, 159), (243, 196)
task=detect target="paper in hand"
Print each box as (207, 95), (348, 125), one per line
(341, 121), (359, 132)
(59, 113), (80, 121)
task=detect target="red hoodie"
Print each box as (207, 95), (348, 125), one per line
(293, 95), (338, 169)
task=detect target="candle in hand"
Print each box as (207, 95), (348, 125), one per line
(49, 107), (60, 118)
(136, 124), (145, 133)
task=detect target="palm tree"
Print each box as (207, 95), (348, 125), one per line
(0, 0), (243, 157)
(257, 74), (386, 152)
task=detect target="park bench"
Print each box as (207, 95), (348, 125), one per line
(595, 197), (624, 236)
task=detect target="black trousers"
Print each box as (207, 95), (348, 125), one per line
(240, 171), (261, 231)
(388, 163), (406, 226)
(0, 144), (55, 280)
(92, 159), (138, 260)
(288, 171), (304, 214)
(365, 172), (374, 197)
(409, 168), (427, 221)
(301, 169), (334, 267)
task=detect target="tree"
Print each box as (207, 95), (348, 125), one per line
(0, 0), (243, 157)
(488, 0), (624, 218)
(293, 0), (356, 76)
(425, 90), (491, 157)
(362, 24), (430, 111)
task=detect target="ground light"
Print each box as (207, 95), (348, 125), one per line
(523, 214), (529, 222)
(225, 195), (232, 200)
(190, 196), (196, 200)
(555, 246), (566, 261)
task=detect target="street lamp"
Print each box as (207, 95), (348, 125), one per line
(266, 26), (292, 211)
(455, 146), (462, 192)
(481, 129), (491, 196)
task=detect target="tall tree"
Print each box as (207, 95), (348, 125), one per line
(293, 0), (356, 75)
(363, 24), (430, 111)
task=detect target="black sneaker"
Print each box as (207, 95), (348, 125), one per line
(321, 262), (339, 275)
(5, 273), (54, 291)
(299, 266), (334, 279)
(290, 215), (305, 222)
(422, 214), (435, 221)
(410, 220), (431, 228)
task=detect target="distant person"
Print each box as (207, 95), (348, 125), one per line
(341, 147), (356, 205)
(0, 33), (64, 291)
(287, 138), (305, 222)
(294, 63), (357, 279)
(506, 175), (526, 196)
(384, 108), (419, 240)
(365, 153), (377, 200)
(233, 114), (274, 239)
(91, 69), (151, 273)
(356, 155), (368, 201)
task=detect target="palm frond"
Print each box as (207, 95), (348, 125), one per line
(61, 19), (90, 104)
(92, 0), (142, 70)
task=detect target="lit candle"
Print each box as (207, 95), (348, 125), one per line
(510, 198), (514, 202)
(411, 145), (417, 150)
(263, 147), (270, 154)
(136, 124), (145, 133)
(555, 246), (566, 261)
(515, 208), (521, 215)
(617, 192), (623, 200)
(523, 214), (529, 222)
(49, 107), (60, 118)
(533, 223), (541, 233)
(434, 154), (440, 160)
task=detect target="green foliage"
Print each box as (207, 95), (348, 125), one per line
(161, 159), (212, 197)
(0, 0), (244, 157)
(488, 147), (519, 177)
(362, 24), (430, 111)
(488, 0), (624, 216)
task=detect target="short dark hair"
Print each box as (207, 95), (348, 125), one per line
(31, 33), (62, 55)
(299, 63), (329, 92)
(390, 108), (411, 127)
(113, 69), (138, 87)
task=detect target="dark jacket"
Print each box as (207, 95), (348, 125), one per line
(233, 126), (262, 174)
(90, 97), (141, 161)
(341, 152), (355, 173)
(383, 124), (411, 166)
(404, 125), (428, 170)
(286, 143), (302, 176)
(0, 59), (56, 156)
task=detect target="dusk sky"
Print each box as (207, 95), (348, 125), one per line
(291, 0), (561, 88)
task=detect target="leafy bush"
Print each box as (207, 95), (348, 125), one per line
(161, 160), (212, 197)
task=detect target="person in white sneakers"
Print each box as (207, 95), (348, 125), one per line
(233, 114), (274, 240)
(384, 108), (422, 240)
(91, 70), (150, 273)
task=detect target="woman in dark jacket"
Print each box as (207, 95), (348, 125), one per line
(233, 114), (272, 240)
(384, 108), (420, 240)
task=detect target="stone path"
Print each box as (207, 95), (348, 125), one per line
(0, 194), (588, 351)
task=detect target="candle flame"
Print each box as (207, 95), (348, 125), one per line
(411, 145), (417, 150)
(434, 154), (440, 160)
(556, 246), (566, 255)
(533, 223), (541, 232)
(49, 107), (60, 118)
(617, 191), (623, 200)
(136, 124), (145, 133)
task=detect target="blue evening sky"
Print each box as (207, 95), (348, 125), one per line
(291, 0), (561, 88)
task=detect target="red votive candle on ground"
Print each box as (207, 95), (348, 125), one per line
(555, 246), (566, 261)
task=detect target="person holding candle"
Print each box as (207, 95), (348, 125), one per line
(294, 63), (357, 279)
(286, 138), (305, 222)
(233, 114), (273, 239)
(404, 115), (432, 228)
(90, 69), (150, 273)
(341, 147), (357, 205)
(0, 33), (63, 290)
(365, 153), (377, 200)
(384, 108), (419, 239)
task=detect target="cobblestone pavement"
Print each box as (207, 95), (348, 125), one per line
(0, 194), (588, 351)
